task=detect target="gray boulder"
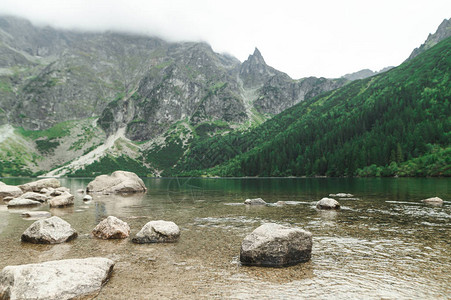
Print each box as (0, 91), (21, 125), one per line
(240, 223), (312, 267)
(7, 198), (41, 207)
(19, 178), (61, 193)
(132, 220), (180, 243)
(244, 198), (267, 205)
(422, 197), (444, 204)
(0, 183), (23, 200)
(48, 192), (74, 208)
(21, 216), (77, 244)
(316, 197), (340, 210)
(86, 171), (147, 194)
(19, 192), (49, 203)
(92, 216), (130, 239)
(0, 257), (114, 300)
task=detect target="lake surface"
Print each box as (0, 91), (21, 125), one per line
(0, 177), (450, 299)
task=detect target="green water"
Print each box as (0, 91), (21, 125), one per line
(0, 177), (449, 299)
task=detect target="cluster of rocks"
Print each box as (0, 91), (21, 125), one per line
(0, 178), (74, 209)
(20, 215), (180, 245)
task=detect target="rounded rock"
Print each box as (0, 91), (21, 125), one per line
(21, 216), (78, 244)
(132, 220), (180, 243)
(92, 216), (130, 239)
(316, 197), (340, 210)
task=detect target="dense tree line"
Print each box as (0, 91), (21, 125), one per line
(171, 37), (451, 177)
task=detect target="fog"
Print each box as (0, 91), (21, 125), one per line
(0, 0), (449, 78)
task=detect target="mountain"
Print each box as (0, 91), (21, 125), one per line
(170, 37), (451, 177)
(341, 67), (394, 81)
(407, 18), (451, 60)
(0, 15), (345, 176)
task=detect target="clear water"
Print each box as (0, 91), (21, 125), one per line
(0, 177), (450, 299)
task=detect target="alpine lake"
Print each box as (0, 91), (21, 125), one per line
(0, 177), (449, 299)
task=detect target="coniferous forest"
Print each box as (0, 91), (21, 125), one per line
(169, 37), (451, 177)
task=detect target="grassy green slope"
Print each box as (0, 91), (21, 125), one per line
(172, 37), (451, 177)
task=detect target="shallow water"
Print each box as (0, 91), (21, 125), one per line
(0, 177), (450, 299)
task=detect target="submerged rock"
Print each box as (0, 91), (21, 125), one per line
(21, 211), (52, 218)
(7, 198), (41, 207)
(244, 198), (267, 205)
(21, 216), (77, 244)
(240, 223), (312, 267)
(48, 192), (74, 208)
(20, 192), (49, 203)
(92, 216), (130, 239)
(329, 193), (354, 197)
(132, 220), (180, 243)
(19, 178), (61, 193)
(0, 183), (23, 200)
(0, 257), (114, 300)
(316, 197), (340, 210)
(86, 171), (147, 194)
(422, 197), (444, 204)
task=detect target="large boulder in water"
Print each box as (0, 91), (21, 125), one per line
(240, 223), (312, 267)
(7, 198), (41, 208)
(21, 216), (77, 244)
(48, 192), (74, 208)
(92, 216), (130, 239)
(86, 171), (147, 194)
(19, 178), (61, 193)
(316, 197), (340, 210)
(19, 192), (49, 203)
(132, 220), (180, 243)
(0, 257), (114, 300)
(0, 182), (23, 200)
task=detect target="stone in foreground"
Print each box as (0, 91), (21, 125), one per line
(83, 194), (93, 201)
(18, 178), (61, 193)
(132, 220), (180, 243)
(7, 198), (41, 208)
(92, 216), (130, 239)
(422, 197), (444, 204)
(316, 197), (340, 210)
(21, 216), (77, 244)
(240, 223), (312, 267)
(48, 192), (74, 208)
(244, 198), (267, 205)
(0, 183), (23, 200)
(86, 171), (147, 194)
(0, 257), (114, 300)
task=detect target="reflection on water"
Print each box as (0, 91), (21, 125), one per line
(0, 177), (449, 299)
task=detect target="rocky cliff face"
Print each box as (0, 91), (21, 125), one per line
(0, 15), (348, 175)
(407, 18), (450, 60)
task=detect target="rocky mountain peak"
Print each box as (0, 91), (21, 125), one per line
(239, 47), (278, 89)
(407, 18), (450, 61)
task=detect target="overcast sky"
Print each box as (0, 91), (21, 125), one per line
(0, 0), (450, 78)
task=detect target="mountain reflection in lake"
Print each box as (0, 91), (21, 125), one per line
(0, 177), (449, 299)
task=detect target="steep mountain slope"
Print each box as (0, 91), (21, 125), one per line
(0, 15), (346, 176)
(172, 37), (451, 177)
(407, 18), (450, 60)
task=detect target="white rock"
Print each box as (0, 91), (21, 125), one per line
(83, 194), (93, 201)
(0, 184), (23, 200)
(240, 223), (312, 267)
(87, 171), (147, 194)
(244, 198), (267, 205)
(92, 216), (130, 239)
(0, 257), (114, 300)
(19, 192), (49, 203)
(21, 216), (77, 244)
(132, 220), (180, 243)
(329, 193), (354, 197)
(48, 192), (74, 208)
(21, 211), (52, 218)
(316, 197), (340, 210)
(422, 197), (444, 204)
(19, 178), (61, 193)
(7, 198), (41, 207)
